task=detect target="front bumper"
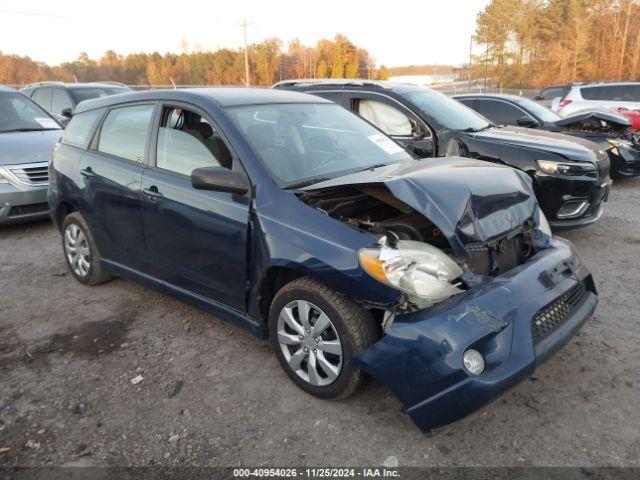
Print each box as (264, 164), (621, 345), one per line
(354, 237), (597, 432)
(609, 146), (640, 178)
(0, 183), (49, 225)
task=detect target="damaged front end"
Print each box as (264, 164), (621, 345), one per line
(300, 157), (596, 432)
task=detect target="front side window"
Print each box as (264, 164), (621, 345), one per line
(226, 103), (412, 187)
(71, 87), (130, 103)
(514, 97), (560, 123)
(97, 104), (154, 162)
(357, 99), (412, 136)
(0, 93), (61, 133)
(51, 89), (73, 114)
(32, 88), (52, 110)
(474, 100), (525, 125)
(401, 88), (491, 131)
(540, 87), (565, 100)
(155, 106), (232, 176)
(61, 108), (104, 148)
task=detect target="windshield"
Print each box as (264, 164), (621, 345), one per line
(514, 97), (560, 123)
(226, 103), (412, 187)
(0, 93), (61, 133)
(71, 87), (129, 103)
(401, 89), (491, 131)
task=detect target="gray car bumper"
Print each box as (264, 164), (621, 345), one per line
(0, 183), (50, 225)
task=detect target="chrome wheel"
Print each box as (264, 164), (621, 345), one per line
(64, 223), (91, 278)
(277, 300), (343, 387)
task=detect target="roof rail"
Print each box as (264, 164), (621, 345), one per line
(272, 78), (388, 89)
(90, 81), (128, 87)
(21, 81), (66, 89)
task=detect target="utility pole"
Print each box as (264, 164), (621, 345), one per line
(468, 35), (473, 93)
(241, 18), (251, 87)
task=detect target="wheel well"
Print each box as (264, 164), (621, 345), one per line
(258, 267), (304, 323)
(54, 202), (76, 230)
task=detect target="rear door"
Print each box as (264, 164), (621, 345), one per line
(78, 102), (156, 272)
(140, 102), (250, 311)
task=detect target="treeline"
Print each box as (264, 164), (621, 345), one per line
(0, 34), (389, 86)
(475, 0), (640, 89)
(388, 65), (456, 76)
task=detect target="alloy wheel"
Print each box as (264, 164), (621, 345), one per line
(276, 300), (343, 387)
(64, 223), (91, 278)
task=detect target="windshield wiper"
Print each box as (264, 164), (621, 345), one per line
(285, 177), (332, 190)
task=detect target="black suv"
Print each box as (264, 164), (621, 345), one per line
(20, 82), (131, 122)
(275, 80), (612, 229)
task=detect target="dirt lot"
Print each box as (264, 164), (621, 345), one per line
(1, 178), (639, 468)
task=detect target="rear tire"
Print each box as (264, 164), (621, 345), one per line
(61, 212), (112, 285)
(269, 277), (378, 399)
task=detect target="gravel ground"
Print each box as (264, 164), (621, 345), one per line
(0, 177), (639, 468)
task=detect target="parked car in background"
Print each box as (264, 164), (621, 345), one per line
(275, 80), (611, 229)
(49, 88), (598, 432)
(455, 93), (640, 178)
(20, 82), (131, 123)
(544, 82), (640, 118)
(0, 85), (62, 225)
(532, 84), (571, 108)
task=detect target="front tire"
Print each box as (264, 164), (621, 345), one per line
(61, 212), (112, 285)
(269, 277), (378, 399)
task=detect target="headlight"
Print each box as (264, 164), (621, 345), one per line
(537, 159), (596, 175)
(608, 139), (632, 149)
(537, 210), (552, 237)
(359, 239), (463, 306)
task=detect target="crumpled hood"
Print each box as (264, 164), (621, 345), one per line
(554, 110), (631, 135)
(303, 157), (539, 258)
(472, 125), (600, 161)
(0, 130), (62, 166)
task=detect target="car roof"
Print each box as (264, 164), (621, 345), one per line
(273, 78), (426, 95)
(453, 93), (526, 102)
(0, 85), (16, 92)
(74, 87), (331, 114)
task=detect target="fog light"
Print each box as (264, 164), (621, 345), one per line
(463, 349), (485, 375)
(557, 201), (589, 219)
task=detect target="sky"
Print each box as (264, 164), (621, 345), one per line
(0, 0), (490, 67)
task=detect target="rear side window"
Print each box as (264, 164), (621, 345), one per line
(539, 87), (566, 100)
(61, 109), (104, 149)
(97, 104), (155, 162)
(581, 84), (640, 101)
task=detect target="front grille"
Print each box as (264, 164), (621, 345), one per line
(8, 203), (49, 217)
(9, 162), (49, 185)
(533, 282), (586, 343)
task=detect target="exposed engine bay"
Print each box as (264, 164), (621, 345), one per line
(555, 111), (631, 136)
(299, 185), (539, 279)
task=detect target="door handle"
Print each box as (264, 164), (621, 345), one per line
(143, 186), (163, 201)
(80, 167), (95, 178)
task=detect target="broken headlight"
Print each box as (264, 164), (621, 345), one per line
(608, 139), (633, 149)
(359, 239), (463, 306)
(537, 159), (596, 175)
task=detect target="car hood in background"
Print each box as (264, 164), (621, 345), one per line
(471, 125), (600, 161)
(302, 157), (539, 258)
(0, 130), (62, 165)
(554, 110), (632, 135)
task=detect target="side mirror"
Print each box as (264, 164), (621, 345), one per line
(410, 137), (434, 157)
(517, 116), (539, 128)
(61, 107), (73, 118)
(191, 167), (249, 195)
(51, 113), (69, 127)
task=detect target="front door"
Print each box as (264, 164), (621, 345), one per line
(141, 103), (250, 311)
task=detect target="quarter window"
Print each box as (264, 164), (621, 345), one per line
(61, 109), (104, 149)
(155, 106), (233, 176)
(356, 99), (412, 136)
(97, 104), (154, 162)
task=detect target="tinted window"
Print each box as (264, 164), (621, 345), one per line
(401, 89), (490, 131)
(473, 99), (524, 125)
(357, 99), (412, 136)
(61, 108), (104, 148)
(226, 103), (412, 187)
(0, 93), (61, 133)
(512, 97), (560, 122)
(51, 89), (73, 114)
(539, 87), (565, 100)
(156, 106), (232, 175)
(97, 104), (154, 162)
(581, 84), (640, 101)
(32, 88), (52, 110)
